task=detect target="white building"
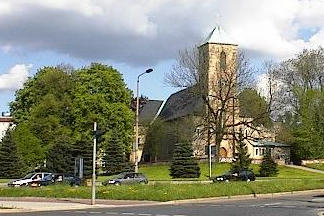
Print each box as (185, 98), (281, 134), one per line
(0, 113), (13, 141)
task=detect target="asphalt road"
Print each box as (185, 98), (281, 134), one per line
(4, 193), (324, 216)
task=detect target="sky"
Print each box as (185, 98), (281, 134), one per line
(1, 0), (324, 112)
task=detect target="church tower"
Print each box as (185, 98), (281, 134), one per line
(198, 26), (239, 159)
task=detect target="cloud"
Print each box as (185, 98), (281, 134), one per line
(0, 0), (324, 65)
(0, 64), (32, 91)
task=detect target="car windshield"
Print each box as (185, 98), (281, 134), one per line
(115, 173), (126, 179)
(22, 173), (34, 179)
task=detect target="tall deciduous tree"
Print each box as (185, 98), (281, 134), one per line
(273, 47), (324, 162)
(165, 47), (274, 161)
(71, 63), (134, 176)
(9, 63), (134, 174)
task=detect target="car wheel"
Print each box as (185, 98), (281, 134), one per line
(114, 182), (121, 186)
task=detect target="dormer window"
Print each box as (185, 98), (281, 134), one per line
(220, 51), (226, 70)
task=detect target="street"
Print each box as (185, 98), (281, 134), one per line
(4, 193), (324, 216)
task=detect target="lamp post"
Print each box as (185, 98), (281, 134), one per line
(134, 68), (153, 173)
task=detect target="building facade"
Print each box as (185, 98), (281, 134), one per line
(145, 26), (290, 164)
(0, 113), (13, 141)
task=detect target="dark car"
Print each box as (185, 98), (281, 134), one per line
(212, 170), (256, 182)
(102, 172), (148, 186)
(28, 173), (81, 187)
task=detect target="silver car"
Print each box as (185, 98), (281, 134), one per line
(102, 172), (148, 186)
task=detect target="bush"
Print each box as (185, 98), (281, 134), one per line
(259, 149), (278, 177)
(169, 142), (200, 178)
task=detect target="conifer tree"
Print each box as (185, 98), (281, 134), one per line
(103, 130), (127, 175)
(231, 131), (252, 172)
(259, 148), (278, 177)
(169, 142), (200, 178)
(0, 129), (25, 178)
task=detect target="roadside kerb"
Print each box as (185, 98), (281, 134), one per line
(1, 188), (324, 213)
(165, 188), (324, 205)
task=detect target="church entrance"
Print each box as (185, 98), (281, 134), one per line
(219, 147), (228, 158)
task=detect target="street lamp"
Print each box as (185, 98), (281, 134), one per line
(134, 68), (153, 173)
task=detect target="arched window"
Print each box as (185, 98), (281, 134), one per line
(220, 51), (226, 71)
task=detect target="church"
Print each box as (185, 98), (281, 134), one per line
(138, 26), (291, 165)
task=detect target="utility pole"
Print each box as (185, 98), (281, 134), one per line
(91, 122), (97, 205)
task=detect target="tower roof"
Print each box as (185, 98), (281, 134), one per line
(201, 26), (237, 46)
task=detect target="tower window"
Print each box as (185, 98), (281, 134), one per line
(220, 51), (226, 71)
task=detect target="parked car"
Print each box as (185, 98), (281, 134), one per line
(102, 172), (148, 186)
(212, 170), (256, 182)
(8, 172), (52, 187)
(28, 173), (81, 187)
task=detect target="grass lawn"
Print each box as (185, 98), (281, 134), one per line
(305, 163), (324, 171)
(0, 179), (9, 184)
(0, 179), (323, 201)
(134, 163), (324, 181)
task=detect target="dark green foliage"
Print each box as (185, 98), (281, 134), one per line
(231, 131), (252, 172)
(144, 117), (196, 162)
(46, 133), (74, 174)
(238, 88), (272, 128)
(169, 142), (200, 178)
(9, 63), (134, 174)
(259, 149), (278, 177)
(0, 129), (25, 178)
(103, 130), (127, 175)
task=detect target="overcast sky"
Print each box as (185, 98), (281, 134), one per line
(1, 0), (324, 112)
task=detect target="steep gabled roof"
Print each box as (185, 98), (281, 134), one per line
(251, 140), (291, 148)
(201, 26), (237, 46)
(139, 100), (164, 124)
(158, 87), (204, 121)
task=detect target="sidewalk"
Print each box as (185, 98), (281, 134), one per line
(284, 164), (324, 174)
(0, 197), (159, 213)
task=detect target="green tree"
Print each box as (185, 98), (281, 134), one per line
(0, 129), (25, 178)
(169, 142), (200, 178)
(71, 63), (134, 175)
(238, 88), (272, 128)
(9, 63), (134, 174)
(103, 130), (127, 175)
(231, 131), (252, 172)
(259, 149), (278, 177)
(12, 123), (44, 171)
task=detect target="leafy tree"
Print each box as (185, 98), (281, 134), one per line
(103, 130), (127, 175)
(169, 141), (200, 178)
(239, 88), (272, 128)
(271, 47), (324, 162)
(46, 131), (74, 174)
(9, 63), (134, 175)
(259, 149), (278, 177)
(231, 131), (252, 172)
(0, 129), (25, 178)
(12, 123), (44, 171)
(71, 63), (134, 175)
(165, 47), (274, 162)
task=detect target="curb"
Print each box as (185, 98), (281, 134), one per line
(163, 188), (324, 205)
(1, 188), (324, 213)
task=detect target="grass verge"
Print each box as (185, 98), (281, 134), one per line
(136, 163), (324, 181)
(305, 163), (324, 171)
(0, 179), (323, 201)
